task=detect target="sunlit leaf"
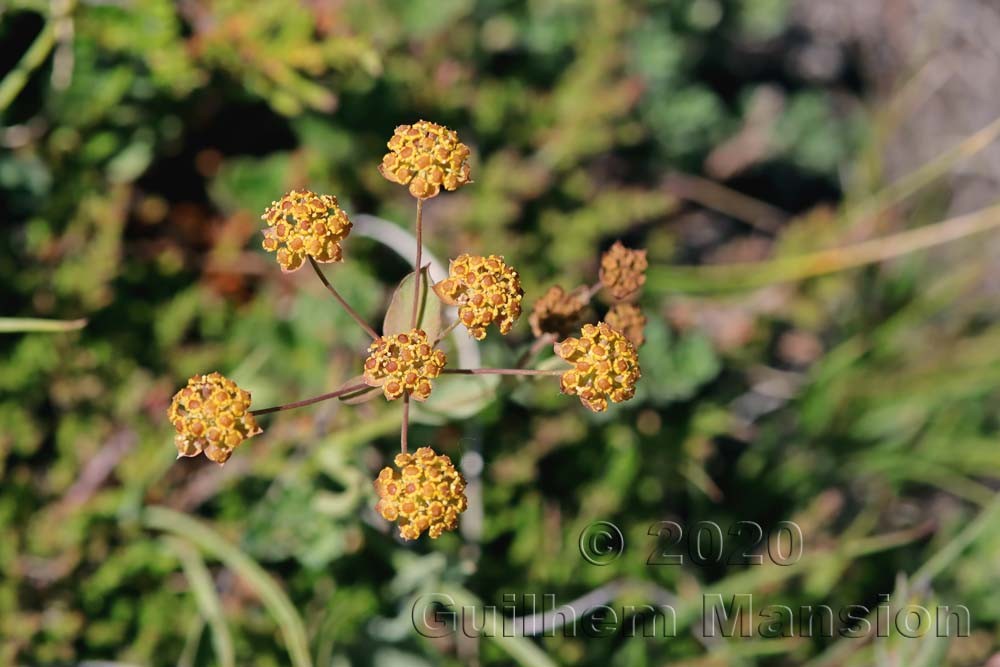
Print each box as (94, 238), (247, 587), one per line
(382, 267), (441, 340)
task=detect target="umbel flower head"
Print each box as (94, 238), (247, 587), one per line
(374, 446), (468, 540)
(168, 372), (261, 464)
(379, 121), (472, 199)
(261, 189), (353, 272)
(434, 254), (523, 340)
(555, 322), (642, 412)
(363, 329), (448, 401)
(599, 241), (648, 301)
(529, 285), (589, 338)
(605, 302), (647, 348)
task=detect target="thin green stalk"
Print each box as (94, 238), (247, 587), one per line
(176, 614), (205, 667)
(650, 202), (1000, 293)
(912, 493), (1000, 589)
(849, 114), (1000, 225)
(145, 507), (313, 667)
(436, 586), (559, 667)
(0, 317), (87, 333)
(0, 19), (54, 112)
(166, 537), (236, 667)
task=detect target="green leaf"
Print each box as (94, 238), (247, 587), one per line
(382, 267), (442, 340)
(411, 373), (500, 425)
(0, 317), (87, 333)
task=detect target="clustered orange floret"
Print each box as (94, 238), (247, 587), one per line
(605, 302), (647, 348)
(555, 322), (642, 412)
(434, 254), (523, 340)
(374, 447), (469, 540)
(529, 285), (589, 338)
(261, 189), (353, 272)
(379, 121), (472, 199)
(599, 241), (648, 301)
(168, 372), (261, 464)
(363, 329), (448, 401)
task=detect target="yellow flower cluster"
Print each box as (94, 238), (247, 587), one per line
(555, 322), (642, 412)
(599, 241), (648, 301)
(261, 189), (353, 272)
(363, 329), (448, 401)
(529, 285), (589, 338)
(168, 372), (261, 464)
(169, 120), (651, 540)
(605, 302), (647, 347)
(379, 121), (472, 199)
(434, 254), (523, 340)
(374, 447), (468, 540)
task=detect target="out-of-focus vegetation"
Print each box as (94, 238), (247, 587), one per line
(2, 0), (1000, 665)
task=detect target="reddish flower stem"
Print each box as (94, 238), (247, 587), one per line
(442, 368), (564, 376)
(308, 257), (379, 340)
(434, 318), (462, 345)
(517, 333), (556, 368)
(516, 280), (603, 368)
(250, 382), (369, 416)
(401, 394), (410, 454)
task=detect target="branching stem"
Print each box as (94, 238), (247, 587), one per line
(434, 318), (462, 345)
(308, 257), (379, 340)
(401, 394), (410, 454)
(442, 368), (563, 377)
(250, 382), (369, 416)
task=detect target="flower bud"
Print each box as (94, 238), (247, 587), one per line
(599, 241), (648, 301)
(605, 302), (647, 347)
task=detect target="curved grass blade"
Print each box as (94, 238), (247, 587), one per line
(437, 586), (559, 667)
(145, 506), (312, 667)
(165, 537), (236, 667)
(649, 203), (1000, 294)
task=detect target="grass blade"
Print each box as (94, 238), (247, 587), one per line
(145, 506), (313, 667)
(166, 537), (236, 667)
(650, 202), (1000, 293)
(438, 586), (559, 667)
(0, 317), (87, 333)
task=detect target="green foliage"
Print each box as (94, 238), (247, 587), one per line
(2, 1), (999, 666)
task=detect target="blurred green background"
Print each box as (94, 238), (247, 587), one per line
(3, 0), (1000, 665)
